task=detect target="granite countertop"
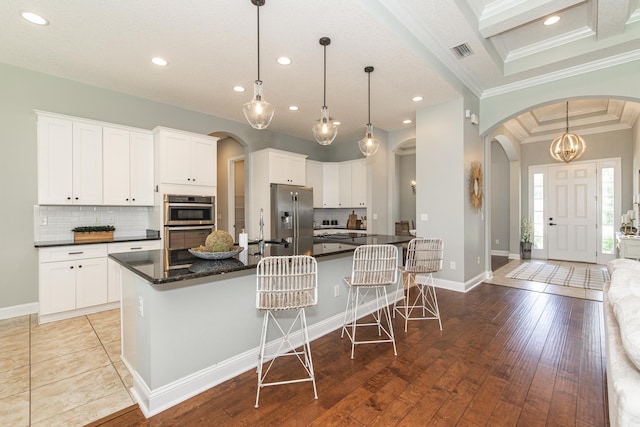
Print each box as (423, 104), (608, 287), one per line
(34, 235), (161, 248)
(109, 234), (412, 287)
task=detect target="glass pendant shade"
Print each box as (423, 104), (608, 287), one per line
(549, 132), (586, 163)
(549, 102), (586, 163)
(358, 123), (380, 157)
(243, 80), (275, 130)
(312, 106), (338, 145)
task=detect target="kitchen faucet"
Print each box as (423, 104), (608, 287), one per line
(258, 208), (265, 255)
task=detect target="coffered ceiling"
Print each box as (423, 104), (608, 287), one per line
(1, 0), (639, 146)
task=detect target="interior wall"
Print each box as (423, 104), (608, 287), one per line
(491, 141), (510, 253)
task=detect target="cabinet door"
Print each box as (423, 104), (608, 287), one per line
(288, 156), (306, 185)
(159, 132), (190, 185)
(306, 161), (324, 208)
(190, 136), (217, 186)
(103, 127), (131, 205)
(39, 261), (77, 315)
(351, 159), (367, 207)
(269, 152), (292, 184)
(322, 163), (340, 207)
(129, 132), (154, 205)
(72, 122), (103, 205)
(75, 257), (108, 308)
(37, 115), (73, 204)
(338, 162), (352, 208)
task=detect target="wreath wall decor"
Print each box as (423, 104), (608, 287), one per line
(469, 161), (483, 212)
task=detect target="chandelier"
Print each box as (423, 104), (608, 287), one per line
(549, 102), (586, 163)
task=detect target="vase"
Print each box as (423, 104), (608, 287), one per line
(520, 242), (532, 259)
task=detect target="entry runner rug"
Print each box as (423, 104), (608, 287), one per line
(505, 262), (609, 291)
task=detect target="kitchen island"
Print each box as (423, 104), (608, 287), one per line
(111, 234), (411, 417)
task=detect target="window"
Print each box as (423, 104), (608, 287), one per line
(532, 172), (544, 249)
(601, 167), (615, 254)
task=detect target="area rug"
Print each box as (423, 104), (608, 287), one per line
(504, 262), (609, 291)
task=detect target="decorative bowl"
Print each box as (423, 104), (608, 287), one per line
(188, 246), (244, 260)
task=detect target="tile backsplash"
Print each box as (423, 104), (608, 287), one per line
(34, 205), (156, 242)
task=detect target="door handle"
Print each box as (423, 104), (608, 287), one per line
(549, 223), (557, 226)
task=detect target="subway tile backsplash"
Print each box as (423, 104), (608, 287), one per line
(34, 205), (155, 242)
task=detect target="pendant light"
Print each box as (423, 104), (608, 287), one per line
(243, 0), (275, 130)
(312, 37), (338, 145)
(358, 66), (380, 157)
(549, 101), (586, 163)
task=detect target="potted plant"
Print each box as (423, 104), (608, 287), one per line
(520, 218), (533, 259)
(72, 225), (115, 243)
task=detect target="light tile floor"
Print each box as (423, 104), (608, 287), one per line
(486, 257), (604, 302)
(0, 309), (134, 426)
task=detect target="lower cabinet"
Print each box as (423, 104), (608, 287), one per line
(39, 245), (108, 320)
(38, 240), (161, 323)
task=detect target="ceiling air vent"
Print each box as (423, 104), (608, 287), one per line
(451, 43), (473, 59)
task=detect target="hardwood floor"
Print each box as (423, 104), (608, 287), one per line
(93, 283), (607, 426)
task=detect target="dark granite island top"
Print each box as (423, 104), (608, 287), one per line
(109, 234), (412, 286)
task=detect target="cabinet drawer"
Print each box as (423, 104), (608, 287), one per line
(108, 240), (162, 254)
(39, 244), (107, 263)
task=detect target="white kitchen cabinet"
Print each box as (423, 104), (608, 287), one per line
(107, 240), (161, 302)
(39, 245), (108, 321)
(306, 160), (324, 208)
(350, 159), (367, 207)
(37, 114), (103, 205)
(322, 163), (340, 208)
(155, 127), (218, 187)
(339, 162), (353, 208)
(267, 150), (306, 185)
(103, 127), (154, 206)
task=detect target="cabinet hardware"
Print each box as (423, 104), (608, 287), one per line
(68, 251), (84, 255)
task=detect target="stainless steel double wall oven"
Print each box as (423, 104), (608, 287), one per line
(164, 194), (215, 269)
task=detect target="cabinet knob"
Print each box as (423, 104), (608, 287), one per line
(67, 197), (71, 200)
(126, 198), (129, 201)
(70, 266), (74, 269)
(75, 197), (79, 200)
(78, 265), (83, 268)
(132, 198), (135, 201)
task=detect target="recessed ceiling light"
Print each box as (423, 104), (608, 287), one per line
(288, 106), (299, 111)
(412, 96), (423, 102)
(544, 15), (560, 26)
(403, 119), (412, 124)
(332, 121), (341, 126)
(233, 86), (246, 92)
(277, 57), (292, 65)
(151, 57), (168, 66)
(21, 11), (48, 26)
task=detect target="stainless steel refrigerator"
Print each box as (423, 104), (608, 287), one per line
(270, 184), (314, 242)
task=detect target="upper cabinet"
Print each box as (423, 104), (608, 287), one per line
(350, 159), (367, 207)
(321, 159), (367, 208)
(37, 114), (103, 205)
(267, 150), (306, 185)
(103, 127), (154, 206)
(306, 160), (324, 208)
(154, 127), (218, 187)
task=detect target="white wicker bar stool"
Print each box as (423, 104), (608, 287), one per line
(393, 238), (443, 332)
(255, 255), (318, 408)
(341, 244), (399, 359)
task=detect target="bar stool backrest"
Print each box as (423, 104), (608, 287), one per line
(350, 245), (399, 287)
(256, 255), (318, 311)
(404, 238), (444, 274)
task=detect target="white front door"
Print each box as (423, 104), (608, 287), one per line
(547, 162), (597, 262)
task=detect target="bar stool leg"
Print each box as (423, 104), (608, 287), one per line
(255, 310), (270, 408)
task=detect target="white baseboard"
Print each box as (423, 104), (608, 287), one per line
(38, 302), (119, 324)
(508, 252), (521, 260)
(0, 302), (38, 320)
(491, 250), (509, 256)
(131, 289), (405, 418)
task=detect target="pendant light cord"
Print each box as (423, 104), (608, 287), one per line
(322, 44), (327, 108)
(256, 3), (261, 82)
(565, 101), (569, 133)
(367, 71), (371, 125)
